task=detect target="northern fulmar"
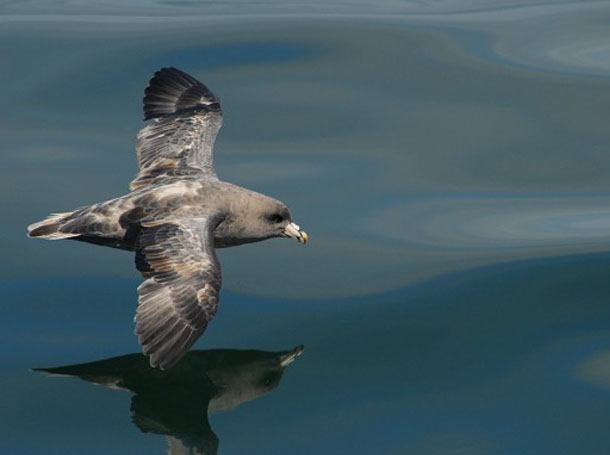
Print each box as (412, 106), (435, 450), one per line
(27, 67), (308, 369)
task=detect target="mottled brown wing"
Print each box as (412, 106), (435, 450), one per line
(130, 67), (223, 190)
(134, 216), (222, 369)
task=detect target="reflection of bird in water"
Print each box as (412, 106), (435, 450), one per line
(27, 67), (308, 369)
(35, 345), (304, 455)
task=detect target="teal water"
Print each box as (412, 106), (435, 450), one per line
(3, 1), (610, 453)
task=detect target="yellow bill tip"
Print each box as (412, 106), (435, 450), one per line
(299, 231), (309, 244)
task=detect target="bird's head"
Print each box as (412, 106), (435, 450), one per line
(216, 189), (308, 246)
(261, 200), (308, 244)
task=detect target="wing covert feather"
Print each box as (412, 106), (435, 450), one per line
(134, 217), (222, 369)
(131, 68), (223, 190)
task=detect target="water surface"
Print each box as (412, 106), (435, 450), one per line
(3, 1), (610, 453)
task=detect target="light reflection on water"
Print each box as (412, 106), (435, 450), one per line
(3, 1), (610, 454)
(366, 195), (610, 248)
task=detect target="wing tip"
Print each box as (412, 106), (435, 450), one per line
(143, 67), (220, 121)
(135, 278), (208, 370)
(140, 327), (201, 370)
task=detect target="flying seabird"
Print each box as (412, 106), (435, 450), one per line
(27, 67), (308, 369)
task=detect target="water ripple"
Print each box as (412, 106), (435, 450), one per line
(365, 195), (610, 250)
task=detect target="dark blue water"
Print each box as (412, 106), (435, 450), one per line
(3, 1), (610, 453)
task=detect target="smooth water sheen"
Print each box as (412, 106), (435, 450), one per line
(3, 1), (610, 454)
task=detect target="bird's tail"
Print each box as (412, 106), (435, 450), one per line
(27, 211), (79, 240)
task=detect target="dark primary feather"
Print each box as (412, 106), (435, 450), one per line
(131, 68), (223, 190)
(143, 67), (220, 120)
(135, 216), (222, 369)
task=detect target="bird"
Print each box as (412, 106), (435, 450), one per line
(27, 67), (308, 370)
(34, 345), (304, 455)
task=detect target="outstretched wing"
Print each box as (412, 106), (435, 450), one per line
(130, 67), (223, 190)
(134, 216), (222, 369)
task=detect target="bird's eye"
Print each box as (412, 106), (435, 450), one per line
(261, 372), (279, 386)
(268, 214), (284, 223)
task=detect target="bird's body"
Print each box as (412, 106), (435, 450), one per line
(41, 179), (294, 251)
(28, 67), (307, 369)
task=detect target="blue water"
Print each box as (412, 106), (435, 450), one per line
(3, 1), (610, 453)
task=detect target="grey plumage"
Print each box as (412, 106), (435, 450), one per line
(27, 67), (308, 369)
(134, 71), (222, 189)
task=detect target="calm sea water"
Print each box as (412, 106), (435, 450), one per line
(3, 1), (610, 454)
